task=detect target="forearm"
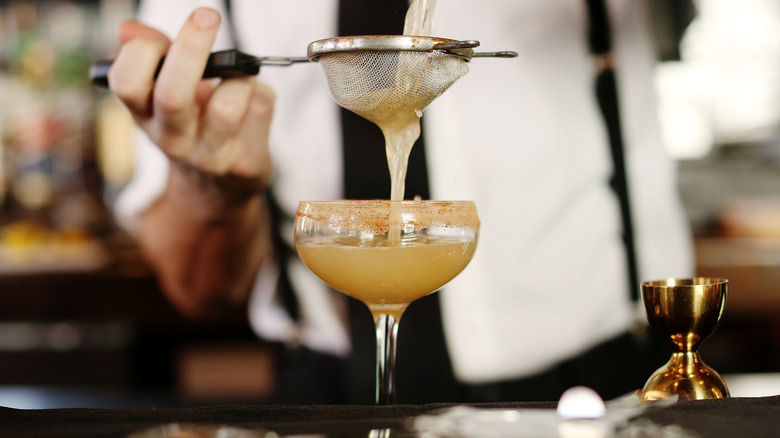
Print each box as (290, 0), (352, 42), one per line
(139, 162), (273, 319)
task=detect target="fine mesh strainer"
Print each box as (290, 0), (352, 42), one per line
(90, 35), (517, 118)
(307, 35), (517, 120)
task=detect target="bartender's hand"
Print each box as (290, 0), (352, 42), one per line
(107, 8), (274, 319)
(109, 7), (274, 207)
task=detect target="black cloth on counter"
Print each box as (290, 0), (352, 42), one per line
(1, 397), (780, 438)
(640, 396), (780, 437)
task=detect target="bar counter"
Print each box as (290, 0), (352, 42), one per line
(1, 396), (779, 437)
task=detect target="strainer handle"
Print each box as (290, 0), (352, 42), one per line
(473, 51), (519, 58)
(90, 49), (307, 87)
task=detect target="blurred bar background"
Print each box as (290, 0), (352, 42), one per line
(0, 0), (779, 407)
(0, 0), (273, 408)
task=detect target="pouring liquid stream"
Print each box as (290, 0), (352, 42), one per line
(357, 0), (435, 246)
(362, 0), (437, 203)
(353, 0), (437, 246)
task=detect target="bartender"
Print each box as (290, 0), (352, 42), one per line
(108, 0), (694, 403)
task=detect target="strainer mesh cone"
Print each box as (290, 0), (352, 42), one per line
(317, 50), (469, 122)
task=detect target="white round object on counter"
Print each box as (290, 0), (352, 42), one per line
(557, 386), (607, 419)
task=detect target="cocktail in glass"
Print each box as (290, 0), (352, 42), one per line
(294, 200), (479, 404)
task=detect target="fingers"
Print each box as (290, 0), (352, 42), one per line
(230, 82), (276, 186)
(200, 80), (275, 175)
(237, 82), (275, 163)
(153, 8), (221, 129)
(109, 21), (170, 116)
(199, 77), (256, 153)
(192, 79), (275, 189)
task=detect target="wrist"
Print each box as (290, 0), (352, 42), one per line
(166, 160), (268, 221)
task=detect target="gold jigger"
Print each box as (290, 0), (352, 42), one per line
(640, 277), (730, 402)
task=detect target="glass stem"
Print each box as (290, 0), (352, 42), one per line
(374, 312), (401, 404)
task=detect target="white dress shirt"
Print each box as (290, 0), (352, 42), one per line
(114, 0), (694, 384)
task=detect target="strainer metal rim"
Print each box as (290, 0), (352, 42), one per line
(306, 35), (476, 61)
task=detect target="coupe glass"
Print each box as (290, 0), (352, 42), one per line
(294, 200), (479, 404)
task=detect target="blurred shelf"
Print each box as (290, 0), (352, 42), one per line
(0, 234), (251, 333)
(0, 244), (173, 323)
(695, 237), (780, 316)
(694, 236), (780, 374)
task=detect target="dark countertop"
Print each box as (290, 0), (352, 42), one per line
(1, 396), (779, 438)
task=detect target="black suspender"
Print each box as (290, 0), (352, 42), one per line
(585, 0), (640, 302)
